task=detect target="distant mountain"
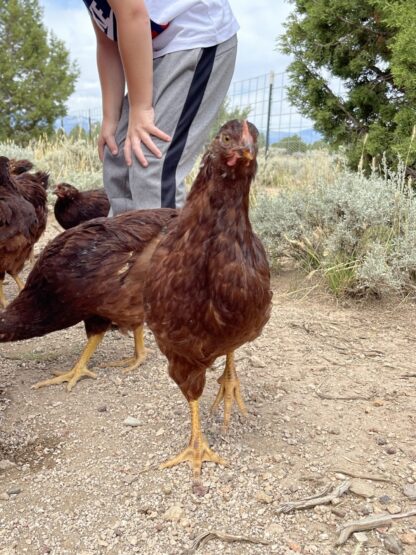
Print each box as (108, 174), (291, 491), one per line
(267, 129), (322, 145)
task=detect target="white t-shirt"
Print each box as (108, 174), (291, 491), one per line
(83, 0), (239, 58)
(147, 1), (239, 58)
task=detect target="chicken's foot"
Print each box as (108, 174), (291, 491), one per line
(0, 279), (8, 308)
(32, 333), (104, 392)
(101, 326), (149, 373)
(210, 351), (248, 430)
(161, 399), (227, 480)
(11, 274), (25, 291)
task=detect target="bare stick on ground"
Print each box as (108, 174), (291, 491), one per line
(333, 467), (395, 484)
(337, 509), (416, 545)
(276, 480), (351, 514)
(183, 530), (270, 554)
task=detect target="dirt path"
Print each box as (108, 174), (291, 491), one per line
(0, 222), (416, 555)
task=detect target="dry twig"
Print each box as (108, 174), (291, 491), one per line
(276, 480), (351, 514)
(183, 530), (270, 554)
(337, 509), (416, 545)
(333, 467), (394, 484)
(316, 391), (371, 401)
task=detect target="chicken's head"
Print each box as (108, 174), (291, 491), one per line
(53, 183), (79, 200)
(211, 120), (259, 170)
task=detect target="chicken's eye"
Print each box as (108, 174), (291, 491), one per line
(223, 134), (231, 144)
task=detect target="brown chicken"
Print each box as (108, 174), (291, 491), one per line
(53, 183), (110, 229)
(144, 120), (272, 480)
(0, 157), (38, 307)
(0, 208), (178, 390)
(9, 158), (34, 175)
(14, 170), (49, 244)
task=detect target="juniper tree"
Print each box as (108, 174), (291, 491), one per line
(279, 0), (416, 174)
(0, 0), (79, 143)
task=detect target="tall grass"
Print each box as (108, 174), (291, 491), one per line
(1, 133), (102, 189)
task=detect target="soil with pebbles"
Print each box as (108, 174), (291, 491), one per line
(1, 216), (416, 555)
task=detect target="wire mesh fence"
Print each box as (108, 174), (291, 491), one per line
(59, 71), (322, 153)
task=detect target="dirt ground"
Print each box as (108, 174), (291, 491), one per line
(0, 217), (416, 555)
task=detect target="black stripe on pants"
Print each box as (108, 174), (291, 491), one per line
(161, 45), (218, 208)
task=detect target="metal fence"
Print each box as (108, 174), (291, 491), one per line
(59, 70), (321, 151)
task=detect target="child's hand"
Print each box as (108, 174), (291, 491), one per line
(124, 107), (171, 167)
(98, 119), (119, 161)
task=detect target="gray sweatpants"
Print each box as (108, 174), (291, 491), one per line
(103, 35), (237, 215)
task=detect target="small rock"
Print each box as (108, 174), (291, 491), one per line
(7, 487), (21, 495)
(0, 493), (9, 501)
(0, 460), (16, 471)
(386, 446), (397, 455)
(331, 507), (346, 518)
(155, 428), (164, 437)
(97, 405), (107, 413)
(400, 533), (416, 545)
(287, 542), (302, 553)
(361, 503), (373, 515)
(353, 532), (368, 544)
(403, 483), (416, 500)
(383, 534), (403, 554)
(163, 505), (184, 522)
(250, 356), (266, 368)
(350, 479), (375, 498)
(376, 436), (387, 445)
(379, 495), (391, 505)
(373, 398), (384, 407)
(180, 518), (192, 528)
(255, 491), (273, 504)
(123, 416), (140, 427)
(162, 484), (172, 495)
(265, 523), (284, 536)
(192, 482), (209, 497)
(387, 504), (401, 515)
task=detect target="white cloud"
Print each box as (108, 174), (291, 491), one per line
(39, 0), (294, 113)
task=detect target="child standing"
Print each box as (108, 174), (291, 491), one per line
(83, 0), (239, 214)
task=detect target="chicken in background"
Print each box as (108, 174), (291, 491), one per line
(0, 208), (178, 391)
(14, 170), (49, 245)
(0, 157), (38, 307)
(9, 158), (34, 176)
(53, 182), (110, 229)
(145, 120), (272, 481)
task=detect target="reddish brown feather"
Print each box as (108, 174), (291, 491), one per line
(0, 157), (39, 282)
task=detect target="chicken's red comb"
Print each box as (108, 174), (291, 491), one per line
(242, 120), (252, 142)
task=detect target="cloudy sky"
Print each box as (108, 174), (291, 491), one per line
(39, 0), (294, 113)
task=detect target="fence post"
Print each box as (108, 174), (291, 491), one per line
(265, 71), (274, 156)
(88, 109), (92, 140)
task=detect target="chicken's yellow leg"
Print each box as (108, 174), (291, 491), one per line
(101, 325), (148, 373)
(211, 352), (248, 430)
(161, 399), (227, 480)
(0, 279), (8, 308)
(32, 333), (104, 392)
(11, 274), (24, 291)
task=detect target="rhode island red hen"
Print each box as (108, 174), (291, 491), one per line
(53, 182), (110, 229)
(0, 157), (38, 307)
(144, 120), (272, 480)
(0, 209), (178, 390)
